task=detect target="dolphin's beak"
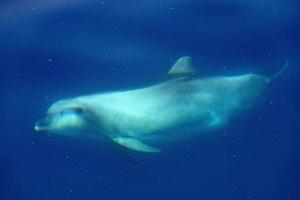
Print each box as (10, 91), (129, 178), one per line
(34, 118), (48, 132)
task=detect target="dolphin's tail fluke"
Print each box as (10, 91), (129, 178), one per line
(265, 60), (289, 83)
(271, 60), (289, 80)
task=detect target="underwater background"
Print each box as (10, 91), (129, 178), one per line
(1, 0), (300, 199)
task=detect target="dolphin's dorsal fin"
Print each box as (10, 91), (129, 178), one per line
(168, 56), (197, 76)
(112, 136), (161, 153)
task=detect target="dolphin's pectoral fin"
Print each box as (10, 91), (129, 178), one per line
(168, 56), (198, 76)
(107, 142), (138, 164)
(112, 137), (161, 153)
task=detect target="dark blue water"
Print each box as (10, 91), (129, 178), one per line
(1, 1), (300, 199)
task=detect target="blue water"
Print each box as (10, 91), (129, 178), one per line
(1, 1), (300, 199)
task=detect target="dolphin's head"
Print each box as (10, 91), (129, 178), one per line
(35, 99), (88, 136)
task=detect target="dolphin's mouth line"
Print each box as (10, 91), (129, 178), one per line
(34, 125), (46, 132)
(34, 119), (48, 132)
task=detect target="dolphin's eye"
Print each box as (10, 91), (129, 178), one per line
(59, 110), (72, 116)
(60, 107), (84, 116)
(60, 111), (67, 116)
(72, 107), (84, 115)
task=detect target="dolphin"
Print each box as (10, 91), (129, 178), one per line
(35, 56), (287, 153)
